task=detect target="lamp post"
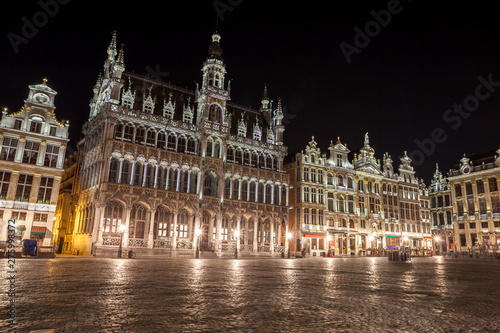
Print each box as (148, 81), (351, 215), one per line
(195, 228), (202, 258)
(326, 234), (332, 257)
(234, 230), (240, 259)
(434, 236), (441, 255)
(287, 232), (292, 258)
(118, 224), (126, 258)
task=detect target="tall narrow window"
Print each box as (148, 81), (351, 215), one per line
(37, 177), (53, 203)
(23, 141), (39, 164)
(0, 137), (18, 161)
(30, 120), (42, 133)
(0, 171), (11, 198)
(16, 174), (33, 201)
(44, 145), (59, 167)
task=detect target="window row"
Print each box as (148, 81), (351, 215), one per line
(12, 118), (58, 136)
(223, 178), (285, 205)
(0, 137), (59, 167)
(0, 172), (53, 203)
(226, 147), (278, 171)
(114, 124), (198, 155)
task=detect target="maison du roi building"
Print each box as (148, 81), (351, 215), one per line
(431, 149), (500, 253)
(53, 31), (291, 257)
(284, 135), (432, 257)
(0, 80), (70, 248)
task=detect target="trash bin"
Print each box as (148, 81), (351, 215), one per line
(128, 250), (134, 258)
(281, 252), (285, 258)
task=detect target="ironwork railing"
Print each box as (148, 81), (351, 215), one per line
(102, 237), (121, 246)
(129, 239), (148, 247)
(153, 240), (172, 249)
(176, 241), (193, 250)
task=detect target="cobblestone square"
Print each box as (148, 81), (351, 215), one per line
(1, 256), (499, 332)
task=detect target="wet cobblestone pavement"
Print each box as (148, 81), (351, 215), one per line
(1, 256), (500, 332)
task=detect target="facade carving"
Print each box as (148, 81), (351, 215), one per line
(448, 149), (500, 252)
(59, 31), (290, 256)
(0, 79), (70, 246)
(285, 135), (432, 256)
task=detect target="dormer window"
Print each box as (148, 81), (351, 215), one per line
(14, 120), (22, 130)
(30, 119), (42, 133)
(49, 126), (56, 136)
(337, 154), (343, 167)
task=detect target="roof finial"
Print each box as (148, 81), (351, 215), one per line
(364, 132), (369, 146)
(42, 77), (48, 85)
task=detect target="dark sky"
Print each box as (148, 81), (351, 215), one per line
(1, 0), (499, 182)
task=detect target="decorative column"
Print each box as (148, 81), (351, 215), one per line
(117, 158), (124, 183)
(186, 170), (191, 193)
(172, 209), (179, 249)
(236, 214), (241, 253)
(147, 209), (156, 249)
(154, 164), (159, 189)
(284, 222), (289, 255)
(334, 234), (340, 256)
(122, 207), (132, 250)
(15, 137), (26, 163)
(253, 217), (258, 252)
(215, 213), (222, 255)
(130, 162), (136, 186)
(56, 144), (66, 169)
(36, 140), (47, 166)
(270, 220), (275, 253)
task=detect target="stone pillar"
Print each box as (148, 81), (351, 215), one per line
(154, 164), (159, 189)
(253, 217), (258, 252)
(284, 222), (289, 254)
(56, 144), (66, 169)
(236, 215), (241, 253)
(186, 170), (191, 193)
(172, 210), (179, 249)
(270, 220), (275, 253)
(208, 215), (214, 249)
(117, 158), (124, 183)
(130, 162), (136, 186)
(36, 141), (47, 166)
(15, 138), (25, 163)
(215, 213), (222, 255)
(123, 207), (132, 250)
(7, 172), (20, 201)
(147, 209), (156, 249)
(165, 167), (170, 190)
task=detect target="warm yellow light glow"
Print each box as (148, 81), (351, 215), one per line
(234, 230), (240, 238)
(434, 236), (441, 242)
(195, 229), (202, 236)
(119, 224), (126, 232)
(403, 236), (409, 242)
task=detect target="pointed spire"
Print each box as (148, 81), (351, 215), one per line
(263, 85), (269, 100)
(107, 30), (117, 60)
(364, 132), (370, 147)
(208, 28), (223, 60)
(117, 44), (125, 64)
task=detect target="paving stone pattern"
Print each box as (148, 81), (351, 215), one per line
(1, 256), (499, 332)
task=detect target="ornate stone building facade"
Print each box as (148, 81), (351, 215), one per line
(429, 164), (454, 253)
(66, 31), (290, 256)
(285, 135), (432, 256)
(448, 150), (500, 252)
(0, 80), (69, 246)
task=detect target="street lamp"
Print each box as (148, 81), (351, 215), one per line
(287, 232), (292, 258)
(195, 229), (202, 258)
(234, 230), (240, 259)
(118, 224), (126, 258)
(326, 234), (332, 257)
(434, 236), (441, 255)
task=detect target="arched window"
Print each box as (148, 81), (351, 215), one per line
(155, 206), (171, 239)
(341, 219), (347, 228)
(232, 178), (239, 199)
(208, 104), (222, 123)
(121, 159), (131, 184)
(129, 204), (147, 239)
(224, 178), (231, 199)
(265, 184), (272, 204)
(168, 167), (178, 191)
(189, 171), (199, 194)
(206, 139), (213, 157)
(266, 155), (273, 170)
(242, 180), (248, 201)
(338, 175), (344, 187)
(114, 123), (124, 140)
(146, 129), (156, 147)
(108, 158), (119, 183)
(349, 219), (355, 228)
(252, 152), (259, 167)
(214, 140), (221, 158)
(145, 163), (155, 188)
(187, 137), (197, 154)
(178, 136), (187, 153)
(347, 177), (353, 189)
(157, 132), (166, 149)
(177, 210), (189, 238)
(258, 183), (264, 203)
(327, 174), (334, 185)
(167, 133), (177, 150)
(103, 200), (124, 233)
(235, 149), (242, 164)
(338, 196), (345, 213)
(135, 127), (145, 144)
(249, 181), (256, 202)
(227, 147), (235, 163)
(203, 171), (218, 197)
(123, 125), (134, 141)
(133, 161), (144, 186)
(244, 151), (250, 165)
(159, 166), (168, 189)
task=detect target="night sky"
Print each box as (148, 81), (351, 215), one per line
(1, 0), (499, 183)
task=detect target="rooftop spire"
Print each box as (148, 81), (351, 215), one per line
(107, 30), (117, 60)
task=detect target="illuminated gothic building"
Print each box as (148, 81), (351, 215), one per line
(65, 31), (290, 256)
(429, 164), (454, 253)
(0, 80), (70, 247)
(285, 135), (432, 256)
(448, 149), (500, 252)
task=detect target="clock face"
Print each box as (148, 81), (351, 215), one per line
(463, 167), (470, 174)
(33, 92), (50, 104)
